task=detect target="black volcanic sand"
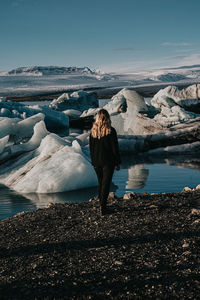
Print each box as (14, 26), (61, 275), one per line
(0, 191), (200, 299)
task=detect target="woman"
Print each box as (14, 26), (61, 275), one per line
(89, 109), (121, 215)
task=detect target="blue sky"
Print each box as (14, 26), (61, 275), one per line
(0, 0), (200, 72)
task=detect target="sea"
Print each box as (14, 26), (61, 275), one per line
(0, 98), (200, 220)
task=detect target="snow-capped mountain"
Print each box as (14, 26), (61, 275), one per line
(0, 64), (199, 98)
(4, 66), (96, 76)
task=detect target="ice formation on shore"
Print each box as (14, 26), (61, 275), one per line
(0, 121), (97, 193)
(0, 97), (69, 130)
(49, 90), (98, 112)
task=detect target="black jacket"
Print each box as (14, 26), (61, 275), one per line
(89, 127), (121, 167)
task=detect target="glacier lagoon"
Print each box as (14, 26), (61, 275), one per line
(1, 94), (200, 220)
(1, 159), (200, 220)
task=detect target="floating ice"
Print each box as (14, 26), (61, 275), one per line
(0, 136), (9, 154)
(49, 90), (98, 112)
(105, 89), (162, 135)
(104, 88), (148, 115)
(0, 132), (97, 193)
(0, 113), (44, 140)
(151, 84), (200, 109)
(153, 105), (197, 127)
(63, 109), (82, 118)
(0, 120), (48, 163)
(0, 117), (20, 138)
(0, 120), (97, 193)
(0, 100), (69, 130)
(117, 117), (200, 155)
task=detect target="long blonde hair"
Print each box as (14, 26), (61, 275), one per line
(91, 109), (111, 138)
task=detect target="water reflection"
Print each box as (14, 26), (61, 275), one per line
(22, 186), (98, 208)
(126, 165), (149, 189)
(0, 184), (36, 220)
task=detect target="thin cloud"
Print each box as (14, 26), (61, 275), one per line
(113, 47), (137, 52)
(161, 42), (192, 47)
(169, 53), (200, 61)
(170, 55), (188, 60)
(100, 53), (200, 73)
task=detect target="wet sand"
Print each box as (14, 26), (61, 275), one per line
(0, 190), (200, 299)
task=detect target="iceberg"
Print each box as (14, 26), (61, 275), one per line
(105, 89), (162, 135)
(0, 136), (9, 155)
(0, 98), (69, 130)
(104, 88), (148, 115)
(117, 117), (200, 155)
(49, 90), (98, 112)
(153, 105), (197, 127)
(0, 120), (48, 163)
(0, 122), (97, 193)
(151, 84), (200, 110)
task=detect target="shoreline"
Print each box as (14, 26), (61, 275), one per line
(1, 190), (200, 299)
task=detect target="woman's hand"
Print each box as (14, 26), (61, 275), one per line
(116, 164), (120, 171)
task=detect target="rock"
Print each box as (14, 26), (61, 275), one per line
(182, 243), (189, 248)
(108, 192), (118, 199)
(123, 192), (135, 200)
(114, 261), (123, 266)
(182, 187), (192, 192)
(191, 208), (200, 215)
(192, 219), (200, 224)
(195, 184), (200, 190)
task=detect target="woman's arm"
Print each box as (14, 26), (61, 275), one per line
(110, 128), (121, 167)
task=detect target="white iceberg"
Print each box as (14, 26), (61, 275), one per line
(0, 98), (69, 130)
(153, 105), (197, 127)
(63, 109), (82, 119)
(0, 122), (97, 193)
(104, 88), (148, 115)
(151, 84), (200, 109)
(0, 136), (9, 154)
(0, 120), (48, 163)
(49, 90), (98, 112)
(105, 89), (162, 135)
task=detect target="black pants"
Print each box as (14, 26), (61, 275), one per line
(94, 165), (115, 209)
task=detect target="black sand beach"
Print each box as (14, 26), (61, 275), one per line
(0, 190), (200, 299)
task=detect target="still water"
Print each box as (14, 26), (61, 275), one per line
(1, 160), (200, 220)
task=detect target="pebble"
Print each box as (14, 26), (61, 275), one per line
(123, 192), (135, 200)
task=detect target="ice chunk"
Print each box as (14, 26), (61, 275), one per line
(104, 88), (148, 115)
(80, 108), (100, 117)
(0, 117), (20, 138)
(2, 134), (97, 193)
(63, 109), (82, 118)
(0, 97), (6, 103)
(0, 120), (48, 163)
(0, 136), (9, 154)
(0, 113), (44, 140)
(151, 84), (200, 109)
(74, 132), (90, 146)
(154, 105), (197, 127)
(0, 100), (69, 130)
(49, 90), (98, 112)
(105, 88), (162, 135)
(0, 108), (11, 117)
